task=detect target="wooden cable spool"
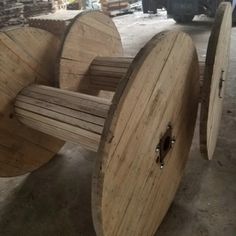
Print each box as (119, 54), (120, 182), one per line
(0, 27), (199, 234)
(200, 2), (232, 160)
(0, 27), (63, 177)
(0, 11), (122, 177)
(28, 10), (124, 93)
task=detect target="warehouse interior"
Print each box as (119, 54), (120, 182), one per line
(0, 1), (236, 236)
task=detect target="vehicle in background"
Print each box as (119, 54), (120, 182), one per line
(142, 0), (236, 23)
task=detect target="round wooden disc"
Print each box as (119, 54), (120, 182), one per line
(0, 27), (64, 177)
(200, 2), (232, 160)
(92, 31), (199, 235)
(57, 11), (123, 92)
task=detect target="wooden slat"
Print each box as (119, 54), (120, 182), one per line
(15, 85), (111, 152)
(89, 56), (205, 92)
(89, 56), (133, 91)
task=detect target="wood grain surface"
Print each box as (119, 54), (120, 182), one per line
(57, 11), (123, 92)
(89, 57), (132, 91)
(15, 85), (111, 152)
(200, 2), (232, 160)
(0, 27), (63, 177)
(92, 31), (199, 236)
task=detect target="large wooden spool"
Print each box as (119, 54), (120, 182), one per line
(29, 10), (123, 93)
(0, 27), (63, 177)
(0, 10), (122, 177)
(200, 2), (232, 160)
(0, 23), (199, 234)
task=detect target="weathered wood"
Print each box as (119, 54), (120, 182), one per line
(57, 11), (123, 92)
(90, 57), (205, 92)
(0, 27), (63, 177)
(15, 85), (111, 152)
(200, 2), (232, 160)
(92, 31), (199, 236)
(89, 56), (133, 91)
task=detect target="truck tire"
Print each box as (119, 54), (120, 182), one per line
(142, 0), (157, 14)
(142, 0), (149, 13)
(173, 15), (194, 23)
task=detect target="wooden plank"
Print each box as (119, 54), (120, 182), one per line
(16, 115), (100, 152)
(89, 56), (132, 91)
(92, 31), (199, 235)
(4, 27), (60, 83)
(15, 85), (111, 152)
(0, 27), (63, 177)
(89, 57), (205, 93)
(20, 85), (111, 118)
(16, 96), (106, 126)
(200, 2), (232, 160)
(15, 101), (104, 134)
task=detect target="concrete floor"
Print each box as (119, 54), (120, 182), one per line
(0, 11), (236, 236)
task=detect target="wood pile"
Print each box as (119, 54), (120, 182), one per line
(100, 0), (130, 16)
(0, 0), (53, 27)
(0, 0), (24, 27)
(22, 0), (53, 18)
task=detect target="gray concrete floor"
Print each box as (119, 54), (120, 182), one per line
(0, 11), (236, 236)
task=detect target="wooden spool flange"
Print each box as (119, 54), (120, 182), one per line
(57, 11), (123, 92)
(0, 27), (63, 177)
(91, 31), (199, 235)
(200, 2), (232, 160)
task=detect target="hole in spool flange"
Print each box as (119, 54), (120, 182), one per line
(156, 124), (175, 168)
(163, 136), (171, 152)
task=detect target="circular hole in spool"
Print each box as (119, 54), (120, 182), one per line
(163, 136), (171, 152)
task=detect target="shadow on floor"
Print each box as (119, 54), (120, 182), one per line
(0, 143), (96, 236)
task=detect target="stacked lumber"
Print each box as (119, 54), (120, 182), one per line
(20, 0), (53, 17)
(0, 0), (53, 27)
(0, 0), (24, 27)
(100, 0), (130, 16)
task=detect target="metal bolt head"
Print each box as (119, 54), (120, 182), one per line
(171, 138), (176, 147)
(155, 146), (160, 153)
